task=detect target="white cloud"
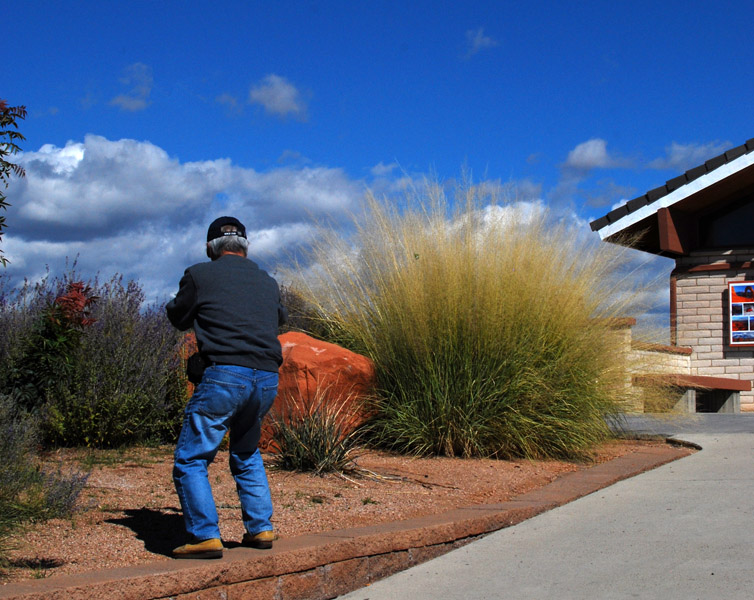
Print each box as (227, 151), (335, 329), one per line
(552, 140), (634, 206)
(585, 180), (636, 208)
(648, 140), (731, 171)
(509, 178), (542, 202)
(371, 162), (399, 177)
(4, 136), (362, 301)
(110, 63), (153, 112)
(16, 136), (230, 229)
(564, 138), (619, 171)
(465, 27), (499, 58)
(475, 200), (546, 231)
(248, 223), (317, 256)
(249, 74), (308, 120)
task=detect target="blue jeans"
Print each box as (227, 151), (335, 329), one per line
(173, 365), (278, 541)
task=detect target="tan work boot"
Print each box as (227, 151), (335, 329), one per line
(242, 530), (276, 549)
(172, 537), (223, 559)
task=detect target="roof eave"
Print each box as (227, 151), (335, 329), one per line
(594, 150), (754, 243)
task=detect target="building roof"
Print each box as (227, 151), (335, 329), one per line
(590, 138), (754, 254)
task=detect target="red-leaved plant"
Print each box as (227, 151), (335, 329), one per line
(51, 281), (98, 328)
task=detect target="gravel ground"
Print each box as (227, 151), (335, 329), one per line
(0, 439), (680, 583)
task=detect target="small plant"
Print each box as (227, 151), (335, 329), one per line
(269, 385), (366, 475)
(77, 448), (129, 470)
(361, 497), (378, 505)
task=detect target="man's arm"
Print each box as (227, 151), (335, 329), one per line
(166, 270), (198, 331)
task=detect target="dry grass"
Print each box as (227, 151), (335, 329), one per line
(285, 180), (653, 459)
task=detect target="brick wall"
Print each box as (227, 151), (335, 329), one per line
(674, 249), (754, 408)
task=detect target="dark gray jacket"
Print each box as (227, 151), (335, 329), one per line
(166, 254), (287, 372)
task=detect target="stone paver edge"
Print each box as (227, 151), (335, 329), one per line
(0, 441), (690, 600)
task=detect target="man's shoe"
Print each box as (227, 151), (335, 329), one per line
(172, 538), (223, 559)
(242, 530), (276, 549)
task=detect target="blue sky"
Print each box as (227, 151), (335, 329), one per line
(3, 0), (754, 322)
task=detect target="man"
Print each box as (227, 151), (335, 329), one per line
(166, 216), (287, 559)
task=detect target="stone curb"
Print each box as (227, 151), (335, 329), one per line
(0, 443), (689, 600)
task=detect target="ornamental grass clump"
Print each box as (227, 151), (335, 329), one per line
(288, 181), (646, 460)
(269, 385), (365, 475)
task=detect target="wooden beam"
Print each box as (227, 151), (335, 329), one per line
(657, 207), (695, 255)
(633, 374), (752, 392)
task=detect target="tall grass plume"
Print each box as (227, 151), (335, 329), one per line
(286, 180), (650, 459)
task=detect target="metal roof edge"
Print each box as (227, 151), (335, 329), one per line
(595, 149), (754, 240)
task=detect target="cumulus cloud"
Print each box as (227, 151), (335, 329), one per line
(564, 138), (623, 171)
(648, 140), (731, 172)
(4, 136), (362, 301)
(371, 162), (399, 177)
(551, 140), (634, 207)
(110, 63), (153, 112)
(249, 74), (308, 120)
(464, 27), (499, 58)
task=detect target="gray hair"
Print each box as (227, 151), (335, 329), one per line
(207, 234), (249, 259)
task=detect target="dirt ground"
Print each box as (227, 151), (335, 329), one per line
(1, 438), (687, 584)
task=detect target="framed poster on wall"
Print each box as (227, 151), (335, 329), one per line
(729, 282), (754, 345)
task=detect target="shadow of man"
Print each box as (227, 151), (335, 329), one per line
(106, 507), (186, 557)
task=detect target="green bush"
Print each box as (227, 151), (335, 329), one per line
(0, 272), (188, 448)
(6, 281), (97, 413)
(44, 277), (187, 447)
(286, 181), (644, 459)
(279, 285), (325, 336)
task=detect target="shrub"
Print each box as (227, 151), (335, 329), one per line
(7, 281), (97, 412)
(286, 181), (645, 459)
(0, 395), (87, 562)
(45, 276), (187, 447)
(0, 271), (188, 448)
(0, 273), (64, 396)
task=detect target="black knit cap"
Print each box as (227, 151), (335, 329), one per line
(207, 216), (247, 242)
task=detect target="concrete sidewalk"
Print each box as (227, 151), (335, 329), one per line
(339, 414), (754, 600)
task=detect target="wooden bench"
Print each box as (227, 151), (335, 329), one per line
(632, 374), (751, 413)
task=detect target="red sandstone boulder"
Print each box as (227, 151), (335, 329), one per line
(179, 333), (199, 396)
(179, 331), (376, 450)
(260, 332), (376, 449)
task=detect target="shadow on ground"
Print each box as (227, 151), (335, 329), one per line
(106, 508), (185, 557)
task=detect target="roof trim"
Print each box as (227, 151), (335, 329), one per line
(590, 139), (754, 239)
